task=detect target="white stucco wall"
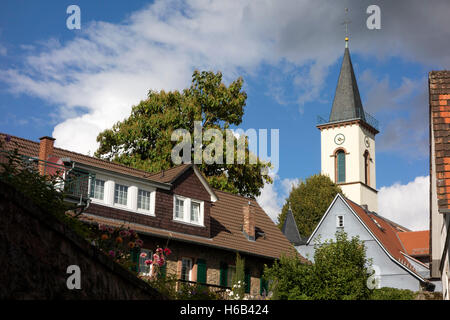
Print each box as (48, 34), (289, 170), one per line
(320, 123), (377, 212)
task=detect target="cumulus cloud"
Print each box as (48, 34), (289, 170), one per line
(360, 71), (428, 157)
(256, 173), (299, 223)
(1, 0), (450, 155)
(378, 176), (429, 231)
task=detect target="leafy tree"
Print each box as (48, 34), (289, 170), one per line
(264, 231), (372, 300)
(95, 70), (271, 197)
(277, 174), (342, 238)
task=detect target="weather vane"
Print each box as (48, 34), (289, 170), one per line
(342, 8), (351, 47)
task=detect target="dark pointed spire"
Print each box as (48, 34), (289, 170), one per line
(281, 206), (305, 246)
(329, 41), (366, 123)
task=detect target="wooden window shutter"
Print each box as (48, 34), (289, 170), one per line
(197, 259), (207, 284)
(130, 247), (139, 272)
(219, 262), (228, 287)
(160, 263), (167, 278)
(245, 268), (251, 293)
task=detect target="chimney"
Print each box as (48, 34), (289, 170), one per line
(39, 136), (55, 175)
(243, 201), (255, 241)
(361, 204), (369, 212)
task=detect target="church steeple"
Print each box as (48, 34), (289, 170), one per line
(329, 43), (366, 123)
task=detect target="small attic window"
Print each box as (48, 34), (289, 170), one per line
(336, 215), (344, 228)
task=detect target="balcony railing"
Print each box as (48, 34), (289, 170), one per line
(0, 149), (94, 206)
(317, 111), (379, 131)
(176, 279), (231, 299)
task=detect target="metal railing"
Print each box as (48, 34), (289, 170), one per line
(317, 111), (379, 131)
(0, 149), (94, 205)
(176, 279), (231, 299)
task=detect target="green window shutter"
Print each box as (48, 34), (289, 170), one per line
(337, 151), (345, 183)
(197, 259), (207, 284)
(160, 263), (167, 278)
(245, 269), (251, 294)
(130, 247), (139, 272)
(220, 262), (228, 287)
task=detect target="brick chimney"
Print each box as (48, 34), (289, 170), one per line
(39, 136), (55, 175)
(243, 201), (255, 241)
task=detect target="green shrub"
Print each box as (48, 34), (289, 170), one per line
(369, 287), (416, 300)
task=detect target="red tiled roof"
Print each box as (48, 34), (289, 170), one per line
(345, 197), (423, 279)
(397, 231), (430, 257)
(0, 133), (188, 186)
(429, 71), (450, 213)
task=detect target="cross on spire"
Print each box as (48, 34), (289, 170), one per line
(342, 8), (351, 48)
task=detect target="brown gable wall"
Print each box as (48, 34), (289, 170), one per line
(155, 169), (211, 238)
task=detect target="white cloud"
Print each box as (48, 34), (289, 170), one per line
(378, 176), (429, 231)
(256, 173), (299, 223)
(2, 0), (450, 156)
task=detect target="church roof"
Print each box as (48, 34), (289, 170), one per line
(281, 209), (306, 246)
(329, 47), (366, 123)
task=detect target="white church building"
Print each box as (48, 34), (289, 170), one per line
(282, 38), (439, 292)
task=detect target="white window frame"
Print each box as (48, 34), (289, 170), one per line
(87, 171), (156, 216)
(181, 258), (193, 281)
(336, 215), (344, 228)
(137, 188), (152, 213)
(173, 195), (204, 226)
(114, 183), (129, 207)
(90, 178), (105, 201)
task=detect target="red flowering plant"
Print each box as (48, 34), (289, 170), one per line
(139, 246), (172, 279)
(93, 224), (143, 270)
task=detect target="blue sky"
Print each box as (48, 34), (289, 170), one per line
(1, 0), (449, 229)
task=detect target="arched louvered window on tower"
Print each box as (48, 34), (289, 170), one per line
(336, 150), (346, 183)
(364, 150), (370, 186)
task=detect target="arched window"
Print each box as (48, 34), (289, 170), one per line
(364, 150), (370, 185)
(336, 150), (346, 183)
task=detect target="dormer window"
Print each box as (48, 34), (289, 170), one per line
(138, 189), (151, 211)
(173, 195), (204, 226)
(90, 178), (105, 200)
(114, 184), (128, 206)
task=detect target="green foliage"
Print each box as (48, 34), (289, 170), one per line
(312, 231), (372, 300)
(277, 174), (342, 238)
(93, 224), (144, 271)
(95, 70), (271, 197)
(369, 287), (416, 300)
(144, 274), (220, 300)
(230, 253), (246, 299)
(264, 231), (372, 300)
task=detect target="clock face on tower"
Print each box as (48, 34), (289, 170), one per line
(334, 133), (345, 145)
(364, 136), (370, 148)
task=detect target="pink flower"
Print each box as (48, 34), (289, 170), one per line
(119, 230), (129, 237)
(98, 224), (107, 231)
(164, 248), (172, 256)
(107, 227), (115, 234)
(156, 248), (163, 254)
(158, 257), (165, 267)
(140, 252), (147, 258)
(135, 239), (143, 247)
(145, 260), (152, 266)
(109, 250), (115, 257)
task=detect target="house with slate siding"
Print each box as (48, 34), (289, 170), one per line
(1, 133), (303, 298)
(429, 71), (450, 300)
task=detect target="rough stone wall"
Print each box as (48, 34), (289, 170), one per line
(0, 181), (164, 300)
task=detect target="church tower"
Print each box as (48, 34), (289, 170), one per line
(317, 37), (379, 212)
